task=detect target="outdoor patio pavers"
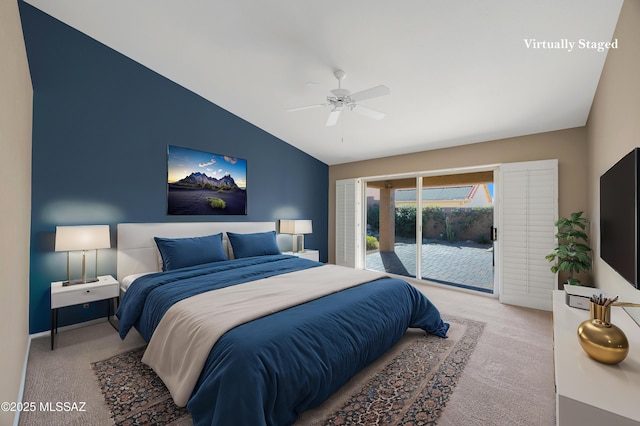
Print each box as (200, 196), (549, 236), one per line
(365, 240), (495, 293)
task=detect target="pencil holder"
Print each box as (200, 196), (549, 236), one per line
(589, 301), (610, 324)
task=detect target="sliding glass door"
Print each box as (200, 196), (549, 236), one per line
(340, 162), (557, 307)
(364, 171), (496, 294)
(365, 179), (417, 279)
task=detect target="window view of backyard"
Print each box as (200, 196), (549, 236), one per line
(365, 176), (495, 293)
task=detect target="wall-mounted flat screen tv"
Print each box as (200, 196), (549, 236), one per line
(600, 147), (640, 289)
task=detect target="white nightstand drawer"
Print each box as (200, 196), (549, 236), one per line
(51, 277), (119, 309)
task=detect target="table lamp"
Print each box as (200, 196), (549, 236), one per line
(55, 225), (111, 286)
(279, 220), (313, 252)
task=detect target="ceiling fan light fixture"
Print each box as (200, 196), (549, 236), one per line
(330, 88), (351, 98)
(286, 69), (389, 126)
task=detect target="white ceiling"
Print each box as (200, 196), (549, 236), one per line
(25, 0), (623, 165)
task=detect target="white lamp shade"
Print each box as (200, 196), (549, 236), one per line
(55, 225), (111, 252)
(279, 220), (312, 235)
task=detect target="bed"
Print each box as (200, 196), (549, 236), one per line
(116, 222), (449, 426)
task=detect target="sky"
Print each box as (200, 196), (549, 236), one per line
(167, 145), (247, 189)
(366, 183), (495, 203)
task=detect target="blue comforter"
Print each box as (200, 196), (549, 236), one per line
(117, 255), (449, 426)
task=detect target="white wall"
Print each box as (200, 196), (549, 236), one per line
(587, 0), (640, 319)
(0, 0), (33, 424)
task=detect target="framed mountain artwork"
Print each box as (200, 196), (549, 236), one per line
(167, 145), (247, 215)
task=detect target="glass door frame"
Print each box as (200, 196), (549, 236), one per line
(361, 164), (498, 295)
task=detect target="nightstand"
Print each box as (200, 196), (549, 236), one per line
(50, 275), (119, 350)
(284, 249), (320, 262)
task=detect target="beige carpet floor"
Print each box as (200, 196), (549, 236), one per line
(19, 280), (555, 425)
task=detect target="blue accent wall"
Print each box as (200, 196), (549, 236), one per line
(20, 2), (328, 334)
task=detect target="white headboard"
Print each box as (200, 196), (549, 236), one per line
(116, 222), (276, 283)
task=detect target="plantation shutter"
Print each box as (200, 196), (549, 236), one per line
(335, 178), (363, 268)
(498, 159), (557, 311)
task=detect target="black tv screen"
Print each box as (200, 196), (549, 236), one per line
(600, 147), (640, 289)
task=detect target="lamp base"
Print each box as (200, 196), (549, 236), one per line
(300, 234), (306, 252)
(62, 277), (100, 287)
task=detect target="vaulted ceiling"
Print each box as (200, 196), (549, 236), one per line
(24, 0), (623, 165)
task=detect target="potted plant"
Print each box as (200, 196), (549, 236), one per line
(546, 211), (592, 286)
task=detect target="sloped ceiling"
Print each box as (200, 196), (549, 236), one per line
(24, 0), (623, 165)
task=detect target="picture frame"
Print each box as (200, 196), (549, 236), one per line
(167, 145), (247, 215)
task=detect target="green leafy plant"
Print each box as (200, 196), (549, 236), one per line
(395, 206), (417, 238)
(366, 235), (379, 251)
(477, 234), (490, 245)
(206, 197), (226, 209)
(545, 211), (592, 285)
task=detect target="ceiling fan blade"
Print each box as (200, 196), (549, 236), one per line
(286, 104), (325, 112)
(351, 85), (390, 102)
(352, 104), (385, 120)
(326, 109), (341, 126)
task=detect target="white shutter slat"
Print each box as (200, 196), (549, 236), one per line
(498, 159), (558, 311)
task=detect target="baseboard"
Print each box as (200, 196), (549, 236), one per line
(14, 335), (31, 426)
(29, 317), (112, 340)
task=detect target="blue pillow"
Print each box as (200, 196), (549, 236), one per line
(154, 233), (227, 271)
(227, 231), (281, 259)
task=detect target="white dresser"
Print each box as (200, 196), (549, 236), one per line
(552, 290), (640, 425)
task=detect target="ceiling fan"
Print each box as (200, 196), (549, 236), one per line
(286, 70), (390, 126)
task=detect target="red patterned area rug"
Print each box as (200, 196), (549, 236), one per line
(91, 346), (189, 426)
(92, 315), (484, 426)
